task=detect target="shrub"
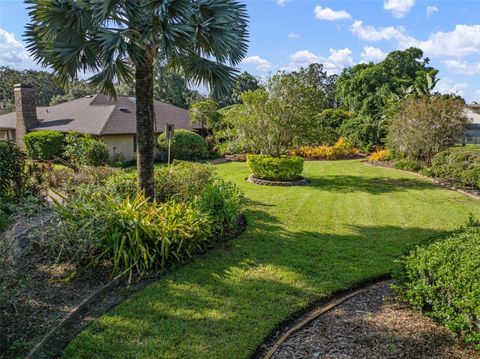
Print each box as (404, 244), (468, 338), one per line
(308, 109), (353, 146)
(339, 115), (387, 153)
(50, 161), (243, 278)
(388, 95), (469, 163)
(394, 219), (480, 348)
(427, 147), (480, 190)
(157, 129), (208, 160)
(45, 165), (121, 191)
(394, 159), (424, 172)
(368, 149), (392, 162)
(0, 140), (24, 198)
(247, 155), (304, 181)
(23, 130), (64, 160)
(63, 132), (109, 168)
(292, 138), (359, 160)
(52, 190), (213, 277)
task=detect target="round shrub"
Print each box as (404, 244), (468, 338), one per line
(394, 219), (480, 348)
(63, 132), (109, 168)
(23, 130), (64, 160)
(247, 155), (304, 181)
(157, 129), (208, 161)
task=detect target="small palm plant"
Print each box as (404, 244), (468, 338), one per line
(25, 0), (249, 197)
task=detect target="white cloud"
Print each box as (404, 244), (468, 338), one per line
(289, 48), (354, 74)
(384, 0), (415, 18)
(242, 56), (273, 71)
(436, 78), (468, 96)
(0, 28), (38, 70)
(360, 46), (387, 63)
(276, 0), (291, 7)
(287, 33), (300, 39)
(351, 20), (412, 44)
(351, 22), (480, 58)
(290, 50), (321, 66)
(442, 59), (480, 75)
(314, 6), (351, 21)
(474, 90), (480, 102)
(426, 5), (438, 17)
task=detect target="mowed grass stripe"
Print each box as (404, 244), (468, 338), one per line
(65, 160), (480, 359)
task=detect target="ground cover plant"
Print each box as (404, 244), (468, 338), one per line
(292, 138), (359, 160)
(394, 219), (480, 348)
(65, 160), (480, 358)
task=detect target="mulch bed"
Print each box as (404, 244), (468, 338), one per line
(247, 175), (310, 187)
(268, 281), (479, 359)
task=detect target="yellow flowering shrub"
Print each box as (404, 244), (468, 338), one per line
(291, 138), (359, 160)
(368, 149), (391, 162)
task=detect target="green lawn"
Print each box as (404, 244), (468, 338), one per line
(65, 160), (480, 358)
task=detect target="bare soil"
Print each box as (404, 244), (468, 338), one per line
(269, 281), (479, 359)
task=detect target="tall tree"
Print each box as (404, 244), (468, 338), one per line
(217, 71), (259, 106)
(26, 0), (249, 198)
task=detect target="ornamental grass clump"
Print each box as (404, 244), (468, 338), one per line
(394, 219), (480, 349)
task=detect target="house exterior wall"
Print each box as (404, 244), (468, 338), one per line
(101, 134), (137, 161)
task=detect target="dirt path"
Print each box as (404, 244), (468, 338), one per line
(269, 281), (478, 359)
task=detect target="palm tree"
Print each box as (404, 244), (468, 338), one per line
(25, 0), (249, 198)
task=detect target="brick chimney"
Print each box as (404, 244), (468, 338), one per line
(14, 83), (38, 147)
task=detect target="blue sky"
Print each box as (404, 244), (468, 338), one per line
(1, 0), (479, 102)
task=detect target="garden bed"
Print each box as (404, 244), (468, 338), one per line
(265, 281), (478, 359)
(0, 211), (247, 358)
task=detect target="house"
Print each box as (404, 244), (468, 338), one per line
(0, 83), (201, 160)
(463, 104), (480, 145)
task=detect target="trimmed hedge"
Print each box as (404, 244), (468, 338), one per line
(394, 220), (480, 348)
(157, 129), (208, 160)
(23, 130), (64, 160)
(247, 155), (304, 181)
(426, 147), (480, 190)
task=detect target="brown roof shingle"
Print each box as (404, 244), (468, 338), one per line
(0, 94), (197, 135)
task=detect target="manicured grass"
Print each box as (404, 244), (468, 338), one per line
(65, 160), (480, 358)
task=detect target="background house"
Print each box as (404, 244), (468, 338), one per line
(463, 104), (480, 145)
(0, 84), (202, 160)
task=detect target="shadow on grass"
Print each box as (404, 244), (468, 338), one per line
(66, 203), (451, 358)
(307, 175), (434, 195)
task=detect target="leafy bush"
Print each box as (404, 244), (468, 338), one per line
(53, 190), (213, 277)
(49, 161), (243, 278)
(23, 130), (64, 160)
(339, 115), (387, 153)
(292, 138), (359, 160)
(309, 109), (353, 146)
(394, 219), (480, 348)
(394, 159), (424, 172)
(368, 149), (392, 162)
(0, 140), (24, 198)
(388, 95), (469, 163)
(157, 129), (208, 160)
(426, 147), (480, 190)
(63, 132), (109, 168)
(247, 155), (304, 181)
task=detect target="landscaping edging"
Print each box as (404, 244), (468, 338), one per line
(254, 275), (391, 359)
(247, 175), (310, 186)
(24, 213), (247, 359)
(364, 161), (480, 201)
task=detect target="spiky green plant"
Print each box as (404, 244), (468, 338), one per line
(25, 0), (249, 197)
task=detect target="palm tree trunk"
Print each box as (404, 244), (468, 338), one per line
(135, 57), (155, 199)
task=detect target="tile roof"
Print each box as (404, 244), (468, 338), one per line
(0, 94), (197, 135)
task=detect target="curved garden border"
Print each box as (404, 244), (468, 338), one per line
(247, 175), (310, 187)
